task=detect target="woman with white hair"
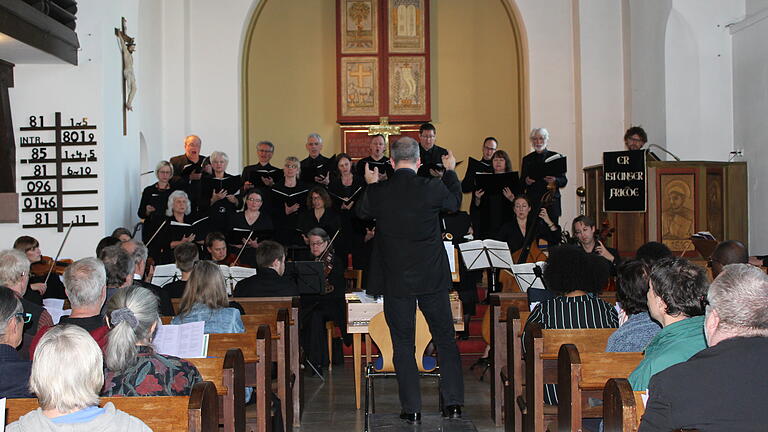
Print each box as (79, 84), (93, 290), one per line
(520, 127), (568, 225)
(137, 160), (184, 244)
(0, 286), (33, 398)
(6, 325), (151, 431)
(155, 190), (200, 264)
(200, 150), (243, 233)
(102, 286), (202, 396)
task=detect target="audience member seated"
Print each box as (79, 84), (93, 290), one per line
(640, 264), (768, 431)
(606, 260), (661, 352)
(522, 244), (619, 404)
(709, 239), (748, 279)
(0, 286), (33, 398)
(12, 235), (67, 301)
(164, 242), (199, 299)
(111, 227), (133, 242)
(0, 249), (53, 359)
(121, 240), (173, 316)
(634, 241), (672, 265)
(30, 258), (109, 357)
(99, 245), (135, 316)
(102, 286), (202, 396)
(6, 325), (151, 432)
(628, 256), (708, 390)
(234, 240), (300, 297)
(171, 260), (244, 334)
(95, 236), (121, 258)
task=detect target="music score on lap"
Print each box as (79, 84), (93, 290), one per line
(18, 112), (100, 232)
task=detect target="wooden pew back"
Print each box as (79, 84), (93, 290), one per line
(5, 381), (218, 432)
(188, 348), (247, 432)
(558, 345), (643, 431)
(603, 377), (645, 432)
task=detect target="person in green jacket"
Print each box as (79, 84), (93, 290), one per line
(629, 256), (709, 390)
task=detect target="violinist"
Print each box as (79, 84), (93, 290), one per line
(137, 161), (182, 243)
(12, 236), (67, 301)
(520, 128), (567, 225)
(493, 195), (561, 255)
(301, 227), (347, 373)
(111, 227), (133, 242)
(227, 189), (273, 267)
(233, 241), (299, 297)
(204, 232), (233, 265)
(470, 149), (518, 240)
(571, 215), (620, 270)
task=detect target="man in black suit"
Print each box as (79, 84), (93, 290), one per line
(233, 240), (299, 297)
(416, 122), (449, 178)
(520, 127), (567, 224)
(169, 134), (212, 211)
(640, 264), (768, 431)
(356, 136), (464, 423)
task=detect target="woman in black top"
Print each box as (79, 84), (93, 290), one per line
(227, 189), (274, 267)
(271, 156), (309, 248)
(138, 161), (184, 244)
(470, 150), (517, 239)
(298, 187), (341, 244)
(327, 153), (365, 266)
(199, 151), (242, 233)
(493, 195), (561, 255)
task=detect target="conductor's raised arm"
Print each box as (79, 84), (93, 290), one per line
(440, 150), (462, 212)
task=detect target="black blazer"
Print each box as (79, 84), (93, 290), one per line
(640, 336), (768, 432)
(233, 268), (300, 297)
(356, 168), (461, 296)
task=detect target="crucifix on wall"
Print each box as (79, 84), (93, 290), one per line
(115, 17), (136, 136)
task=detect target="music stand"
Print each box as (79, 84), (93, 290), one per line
(152, 264), (181, 287)
(285, 261), (324, 294)
(458, 239), (513, 293)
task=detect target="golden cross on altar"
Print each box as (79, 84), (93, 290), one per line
(350, 63), (372, 88)
(368, 117), (401, 141)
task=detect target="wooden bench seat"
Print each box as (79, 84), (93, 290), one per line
(5, 381), (219, 432)
(557, 344), (643, 431)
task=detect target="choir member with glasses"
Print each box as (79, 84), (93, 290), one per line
(461, 136), (498, 193)
(227, 189), (274, 267)
(417, 123), (449, 178)
(520, 127), (567, 224)
(242, 140), (282, 190)
(137, 161), (184, 243)
(170, 135), (211, 210)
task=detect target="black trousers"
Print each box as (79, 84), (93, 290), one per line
(383, 290), (464, 413)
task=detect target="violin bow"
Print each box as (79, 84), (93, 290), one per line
(320, 229), (341, 261)
(45, 220), (74, 284)
(233, 231), (255, 266)
(145, 220), (167, 247)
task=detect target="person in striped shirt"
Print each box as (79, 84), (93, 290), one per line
(522, 244), (619, 404)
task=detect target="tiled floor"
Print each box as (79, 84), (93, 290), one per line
(294, 357), (504, 432)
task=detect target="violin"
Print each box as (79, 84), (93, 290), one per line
(316, 230), (341, 295)
(30, 256), (73, 278)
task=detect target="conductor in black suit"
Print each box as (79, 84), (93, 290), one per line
(356, 136), (464, 422)
(640, 263), (768, 431)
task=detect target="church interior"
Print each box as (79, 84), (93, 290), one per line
(1, 0), (768, 431)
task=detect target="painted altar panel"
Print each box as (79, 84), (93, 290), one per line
(341, 0), (378, 54)
(388, 0), (426, 53)
(340, 57), (380, 117)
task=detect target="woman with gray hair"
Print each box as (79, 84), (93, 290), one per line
(0, 286), (33, 398)
(6, 325), (150, 431)
(101, 286), (201, 396)
(200, 150), (242, 233)
(520, 127), (568, 224)
(155, 190), (201, 264)
(137, 160), (184, 244)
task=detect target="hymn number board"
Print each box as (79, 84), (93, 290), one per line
(18, 112), (99, 232)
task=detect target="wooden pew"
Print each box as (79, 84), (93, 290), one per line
(521, 323), (616, 432)
(5, 381), (219, 432)
(228, 296), (302, 428)
(207, 320), (277, 431)
(187, 348), (248, 432)
(489, 291), (617, 427)
(500, 306), (530, 432)
(602, 377), (644, 432)
(557, 344), (643, 432)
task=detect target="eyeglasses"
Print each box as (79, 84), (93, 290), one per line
(626, 137), (644, 143)
(12, 312), (31, 323)
(285, 165), (298, 169)
(309, 241), (327, 247)
(247, 198), (262, 202)
(257, 149), (274, 153)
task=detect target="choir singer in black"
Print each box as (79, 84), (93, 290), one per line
(356, 136), (464, 423)
(520, 127), (567, 224)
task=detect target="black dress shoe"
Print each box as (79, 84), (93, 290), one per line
(442, 405), (462, 419)
(399, 411), (421, 424)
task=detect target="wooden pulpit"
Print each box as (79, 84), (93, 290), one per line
(583, 160), (748, 258)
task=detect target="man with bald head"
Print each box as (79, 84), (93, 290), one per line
(640, 264), (768, 431)
(709, 240), (748, 279)
(170, 135), (212, 210)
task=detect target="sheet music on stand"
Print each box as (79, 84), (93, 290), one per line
(458, 239), (513, 270)
(509, 261), (547, 293)
(152, 263), (182, 287)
